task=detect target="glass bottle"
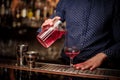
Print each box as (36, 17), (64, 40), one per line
(5, 0), (13, 27)
(20, 0), (27, 25)
(27, 0), (34, 20)
(37, 20), (66, 48)
(15, 9), (22, 27)
(34, 0), (41, 21)
(0, 0), (5, 26)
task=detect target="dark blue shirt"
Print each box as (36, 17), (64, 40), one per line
(37, 0), (120, 63)
(53, 0), (120, 62)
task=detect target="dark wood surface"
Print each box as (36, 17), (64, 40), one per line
(0, 59), (120, 80)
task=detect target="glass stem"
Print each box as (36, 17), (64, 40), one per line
(70, 58), (73, 67)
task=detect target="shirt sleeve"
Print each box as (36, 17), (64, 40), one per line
(37, 0), (66, 33)
(103, 0), (120, 60)
(50, 0), (65, 22)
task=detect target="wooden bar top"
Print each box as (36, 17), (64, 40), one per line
(0, 59), (120, 80)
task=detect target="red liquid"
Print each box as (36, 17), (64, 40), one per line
(65, 51), (79, 59)
(37, 29), (65, 48)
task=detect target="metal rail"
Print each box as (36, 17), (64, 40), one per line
(0, 59), (120, 80)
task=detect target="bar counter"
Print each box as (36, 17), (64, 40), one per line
(0, 59), (120, 80)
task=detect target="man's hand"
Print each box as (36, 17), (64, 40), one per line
(73, 53), (107, 70)
(41, 16), (61, 28)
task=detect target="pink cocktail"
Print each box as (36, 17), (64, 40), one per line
(64, 47), (80, 67)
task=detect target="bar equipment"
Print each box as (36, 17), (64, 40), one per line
(16, 44), (28, 66)
(37, 20), (66, 48)
(0, 59), (120, 80)
(25, 51), (38, 68)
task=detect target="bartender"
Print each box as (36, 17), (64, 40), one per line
(38, 0), (120, 80)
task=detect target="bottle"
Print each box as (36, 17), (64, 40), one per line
(43, 1), (49, 20)
(37, 20), (66, 48)
(5, 0), (13, 27)
(20, 1), (27, 25)
(34, 0), (41, 21)
(15, 9), (22, 27)
(27, 0), (34, 20)
(0, 0), (5, 26)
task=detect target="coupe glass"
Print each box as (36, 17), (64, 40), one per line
(64, 46), (80, 67)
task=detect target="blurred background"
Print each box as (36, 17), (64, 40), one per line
(1, 1), (120, 80)
(0, 0), (65, 63)
(0, 0), (68, 80)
